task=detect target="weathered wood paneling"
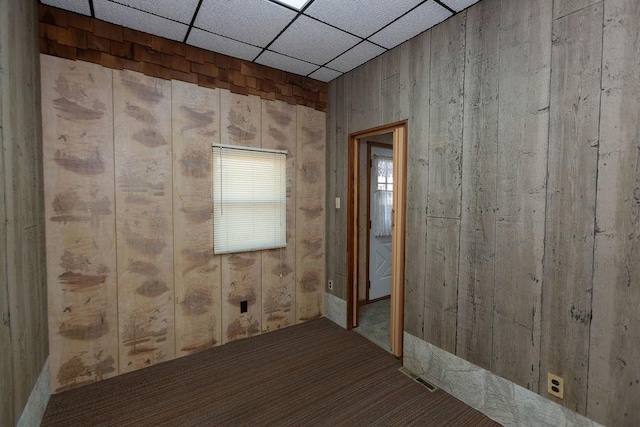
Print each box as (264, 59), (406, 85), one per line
(541, 4), (602, 413)
(588, 0), (640, 424)
(172, 80), (221, 356)
(425, 12), (466, 351)
(261, 100), (297, 331)
(332, 77), (349, 299)
(347, 56), (383, 134)
(493, 0), (551, 391)
(219, 92), (263, 343)
(296, 105), (326, 323)
(427, 12), (466, 220)
(114, 70), (175, 372)
(553, 0), (601, 20)
(1, 1), (47, 422)
(404, 33), (431, 339)
(456, 0), (500, 369)
(41, 56), (119, 391)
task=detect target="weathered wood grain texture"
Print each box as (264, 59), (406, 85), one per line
(1, 2), (47, 421)
(553, 0), (601, 20)
(114, 69), (175, 373)
(172, 80), (221, 357)
(456, 0), (500, 369)
(332, 77), (349, 299)
(492, 0), (551, 391)
(347, 56), (383, 134)
(296, 105), (326, 323)
(541, 4), (602, 413)
(424, 217), (459, 352)
(403, 32), (431, 339)
(357, 143), (368, 302)
(587, 1), (640, 425)
(325, 80), (337, 299)
(41, 56), (119, 392)
(219, 91), (263, 343)
(261, 99), (297, 332)
(427, 12), (466, 220)
(381, 45), (410, 124)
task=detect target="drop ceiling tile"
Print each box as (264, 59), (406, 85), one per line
(187, 29), (263, 62)
(110, 0), (200, 24)
(194, 0), (297, 48)
(269, 15), (361, 66)
(440, 0), (481, 12)
(326, 41), (386, 73)
(308, 67), (342, 83)
(369, 0), (452, 49)
(256, 51), (318, 76)
(94, 0), (188, 41)
(41, 0), (91, 16)
(304, 0), (423, 38)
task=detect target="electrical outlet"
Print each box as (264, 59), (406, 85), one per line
(328, 280), (333, 290)
(547, 373), (564, 399)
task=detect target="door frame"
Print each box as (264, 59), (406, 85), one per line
(347, 120), (407, 357)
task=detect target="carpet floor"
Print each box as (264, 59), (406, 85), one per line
(42, 318), (500, 426)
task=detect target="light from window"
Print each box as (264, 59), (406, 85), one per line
(212, 144), (287, 254)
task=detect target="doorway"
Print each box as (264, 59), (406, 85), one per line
(347, 121), (407, 358)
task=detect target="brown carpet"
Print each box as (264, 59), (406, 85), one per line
(42, 318), (500, 426)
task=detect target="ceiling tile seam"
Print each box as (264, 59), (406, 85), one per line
(251, 13), (301, 63)
(265, 0), (312, 13)
(317, 40), (373, 70)
(261, 48), (324, 68)
(191, 26), (266, 51)
(299, 13), (366, 44)
(363, 0), (442, 42)
(104, 0), (191, 25)
(183, 0), (204, 43)
(305, 65), (342, 78)
(89, 0), (95, 17)
(433, 0), (456, 14)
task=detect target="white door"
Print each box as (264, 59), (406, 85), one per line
(368, 146), (393, 300)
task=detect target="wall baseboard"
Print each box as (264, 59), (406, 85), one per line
(17, 358), (50, 427)
(404, 333), (601, 427)
(324, 293), (347, 329)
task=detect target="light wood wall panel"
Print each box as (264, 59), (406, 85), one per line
(261, 100), (297, 331)
(456, 0), (500, 369)
(332, 78), (349, 299)
(172, 80), (221, 356)
(541, 3), (602, 413)
(493, 0), (551, 390)
(404, 33), (431, 339)
(41, 56), (119, 391)
(347, 57), (383, 133)
(1, 2), (47, 421)
(588, 0), (640, 424)
(219, 92), (263, 343)
(424, 12), (466, 350)
(114, 70), (175, 373)
(296, 105), (326, 322)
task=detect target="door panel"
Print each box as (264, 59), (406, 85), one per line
(369, 146), (393, 300)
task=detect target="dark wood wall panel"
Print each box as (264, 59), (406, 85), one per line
(42, 56), (119, 391)
(540, 3), (602, 413)
(587, 0), (640, 424)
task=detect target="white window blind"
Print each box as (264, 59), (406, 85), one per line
(212, 144), (287, 254)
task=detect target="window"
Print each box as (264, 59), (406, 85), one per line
(212, 144), (287, 254)
(372, 155), (393, 237)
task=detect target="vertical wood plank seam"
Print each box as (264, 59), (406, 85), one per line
(169, 81), (176, 357)
(585, 3), (606, 415)
(538, 0), (555, 396)
(490, 0), (502, 373)
(109, 68), (121, 375)
(423, 32), (432, 338)
(454, 12), (468, 357)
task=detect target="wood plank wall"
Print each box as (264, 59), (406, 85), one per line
(325, 0), (640, 425)
(0, 0), (48, 425)
(42, 55), (325, 393)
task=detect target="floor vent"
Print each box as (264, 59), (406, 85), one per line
(398, 367), (439, 392)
